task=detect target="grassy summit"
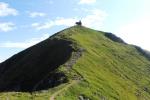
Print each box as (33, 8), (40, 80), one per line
(0, 26), (150, 100)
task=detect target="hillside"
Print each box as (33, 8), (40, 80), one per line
(0, 26), (150, 100)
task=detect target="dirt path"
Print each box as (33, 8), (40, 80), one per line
(50, 80), (78, 100)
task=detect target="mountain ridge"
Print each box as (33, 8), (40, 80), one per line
(0, 26), (150, 100)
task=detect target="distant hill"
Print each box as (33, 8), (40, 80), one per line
(0, 26), (150, 100)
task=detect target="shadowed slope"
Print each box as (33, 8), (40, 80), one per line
(0, 38), (74, 92)
(104, 32), (126, 44)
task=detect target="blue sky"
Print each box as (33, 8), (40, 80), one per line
(0, 0), (150, 62)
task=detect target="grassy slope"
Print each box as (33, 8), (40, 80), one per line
(1, 26), (150, 100)
(56, 26), (150, 100)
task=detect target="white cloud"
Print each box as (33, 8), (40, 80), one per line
(32, 21), (54, 30)
(115, 16), (150, 51)
(0, 33), (49, 48)
(0, 22), (16, 32)
(0, 57), (6, 63)
(32, 9), (107, 30)
(31, 23), (40, 27)
(78, 0), (96, 4)
(54, 18), (78, 26)
(0, 57), (4, 63)
(0, 57), (2, 62)
(29, 12), (46, 18)
(82, 9), (107, 29)
(32, 18), (78, 30)
(0, 2), (18, 17)
(48, 0), (53, 4)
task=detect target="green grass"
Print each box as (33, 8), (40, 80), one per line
(1, 26), (150, 100)
(0, 81), (70, 100)
(55, 26), (150, 100)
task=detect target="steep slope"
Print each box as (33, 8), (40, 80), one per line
(0, 26), (150, 100)
(0, 34), (78, 92)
